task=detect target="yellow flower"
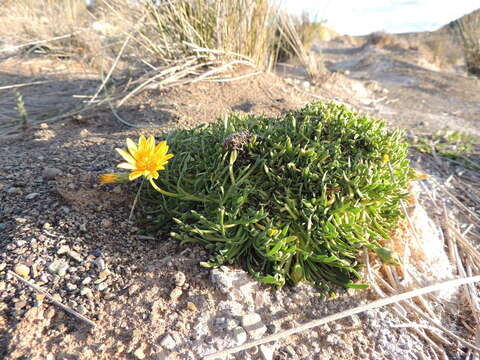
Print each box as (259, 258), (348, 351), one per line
(99, 173), (130, 184)
(382, 154), (390, 164)
(116, 135), (175, 195)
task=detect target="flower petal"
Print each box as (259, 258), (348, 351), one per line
(154, 141), (167, 155)
(126, 138), (138, 156)
(138, 135), (147, 149)
(117, 162), (136, 170)
(146, 136), (155, 152)
(116, 148), (136, 165)
(129, 171), (143, 181)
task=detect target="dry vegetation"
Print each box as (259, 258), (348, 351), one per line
(0, 0), (324, 136)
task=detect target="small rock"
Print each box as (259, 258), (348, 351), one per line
(133, 347), (146, 359)
(15, 300), (28, 310)
(160, 334), (176, 350)
(43, 222), (52, 230)
(82, 277), (92, 285)
(80, 287), (94, 298)
(7, 187), (21, 194)
(42, 167), (62, 180)
(0, 282), (5, 291)
(170, 287), (183, 302)
(260, 345), (275, 360)
(101, 219), (112, 228)
(76, 305), (87, 315)
(128, 284), (140, 296)
(98, 270), (110, 279)
(66, 283), (77, 291)
(15, 240), (26, 247)
(48, 260), (69, 277)
(93, 257), (106, 272)
(241, 313), (267, 339)
(174, 271), (186, 287)
(40, 273), (49, 283)
(68, 250), (83, 263)
(57, 245), (70, 255)
(25, 193), (40, 200)
(97, 282), (109, 291)
(186, 302), (197, 311)
(0, 263), (6, 272)
(232, 326), (247, 345)
(14, 264), (30, 279)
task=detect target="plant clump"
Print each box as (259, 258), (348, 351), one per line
(139, 102), (415, 292)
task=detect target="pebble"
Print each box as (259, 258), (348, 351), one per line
(66, 283), (77, 291)
(57, 245), (70, 255)
(0, 282), (5, 291)
(159, 334), (176, 350)
(14, 264), (30, 278)
(42, 167), (62, 180)
(15, 240), (26, 247)
(76, 305), (87, 315)
(174, 271), (186, 287)
(48, 260), (69, 277)
(170, 287), (183, 302)
(14, 300), (28, 310)
(94, 257), (106, 272)
(68, 250), (83, 263)
(260, 345), (275, 360)
(80, 287), (93, 298)
(98, 270), (110, 279)
(25, 193), (40, 200)
(97, 282), (109, 291)
(241, 313), (267, 339)
(82, 277), (92, 285)
(101, 219), (112, 228)
(232, 326), (247, 345)
(133, 347), (146, 359)
(186, 302), (197, 312)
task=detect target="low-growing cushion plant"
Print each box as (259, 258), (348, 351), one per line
(138, 102), (415, 292)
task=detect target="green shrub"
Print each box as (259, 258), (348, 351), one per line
(139, 102), (414, 292)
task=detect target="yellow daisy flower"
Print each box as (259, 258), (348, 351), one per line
(115, 135), (175, 195)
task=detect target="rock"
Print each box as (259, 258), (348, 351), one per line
(48, 260), (69, 276)
(68, 250), (83, 263)
(134, 346), (146, 359)
(160, 334), (176, 350)
(101, 219), (112, 228)
(81, 286), (93, 297)
(0, 282), (5, 291)
(232, 326), (247, 345)
(170, 287), (183, 302)
(76, 305), (87, 315)
(93, 257), (106, 272)
(66, 283), (77, 291)
(128, 284), (140, 296)
(14, 300), (28, 310)
(57, 245), (70, 255)
(15, 240), (26, 247)
(42, 167), (62, 180)
(7, 187), (21, 194)
(98, 270), (110, 279)
(25, 193), (40, 200)
(186, 302), (197, 312)
(260, 345), (275, 360)
(97, 282), (109, 291)
(241, 313), (267, 339)
(14, 264), (30, 279)
(82, 277), (92, 285)
(174, 271), (186, 287)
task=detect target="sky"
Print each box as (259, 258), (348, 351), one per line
(282, 0), (480, 35)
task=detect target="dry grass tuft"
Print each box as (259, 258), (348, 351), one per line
(454, 10), (480, 76)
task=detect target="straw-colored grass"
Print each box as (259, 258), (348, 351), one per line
(454, 10), (480, 76)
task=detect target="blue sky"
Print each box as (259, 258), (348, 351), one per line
(282, 0), (479, 35)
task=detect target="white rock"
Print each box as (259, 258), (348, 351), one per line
(14, 264), (30, 278)
(48, 260), (69, 276)
(260, 345), (275, 360)
(241, 313), (267, 339)
(57, 245), (70, 255)
(160, 334), (176, 350)
(232, 327), (247, 345)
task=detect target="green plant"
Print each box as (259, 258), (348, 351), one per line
(15, 91), (28, 131)
(139, 102), (414, 292)
(410, 130), (480, 170)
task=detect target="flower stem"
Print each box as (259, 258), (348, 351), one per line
(128, 179), (145, 225)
